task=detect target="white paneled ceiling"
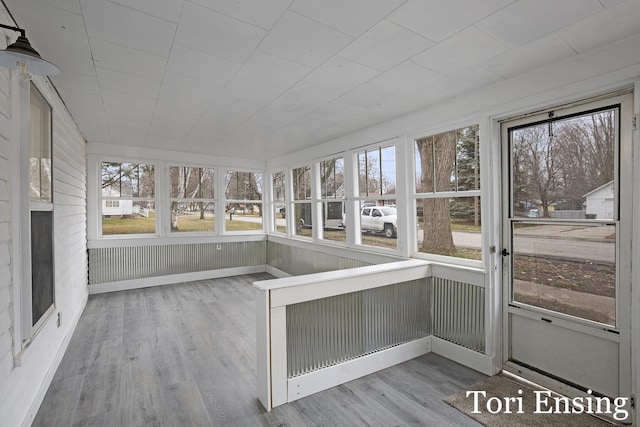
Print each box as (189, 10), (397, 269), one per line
(4, 0), (640, 160)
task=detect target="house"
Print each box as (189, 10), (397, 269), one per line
(1, 1), (639, 425)
(101, 187), (133, 217)
(584, 180), (615, 220)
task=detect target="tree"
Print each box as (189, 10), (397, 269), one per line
(416, 131), (457, 256)
(225, 171), (263, 216)
(169, 166), (214, 230)
(511, 109), (615, 216)
(554, 110), (615, 209)
(512, 124), (561, 217)
(452, 126), (480, 226)
(358, 148), (394, 197)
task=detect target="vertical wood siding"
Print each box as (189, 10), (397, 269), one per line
(88, 241), (266, 284)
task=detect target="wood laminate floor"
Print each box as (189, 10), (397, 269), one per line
(34, 274), (485, 426)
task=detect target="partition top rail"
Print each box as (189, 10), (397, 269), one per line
(254, 259), (431, 307)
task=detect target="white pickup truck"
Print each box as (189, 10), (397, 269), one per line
(360, 206), (397, 238)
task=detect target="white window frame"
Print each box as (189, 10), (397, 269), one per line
(11, 79), (57, 354)
(222, 169), (264, 234)
(353, 140), (399, 252)
(317, 154), (346, 245)
(290, 163), (313, 240)
(98, 159), (158, 238)
(167, 164), (217, 236)
(269, 170), (287, 235)
(410, 122), (485, 268)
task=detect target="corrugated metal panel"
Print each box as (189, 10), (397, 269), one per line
(88, 241), (266, 284)
(267, 241), (371, 275)
(431, 277), (485, 352)
(286, 279), (430, 378)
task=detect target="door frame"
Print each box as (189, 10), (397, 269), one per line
(499, 91), (633, 421)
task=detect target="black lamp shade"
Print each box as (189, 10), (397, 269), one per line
(0, 35), (60, 76)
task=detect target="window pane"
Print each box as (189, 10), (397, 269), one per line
(415, 137), (433, 193)
(293, 202), (312, 237)
(101, 162), (155, 198)
(359, 149), (382, 196)
(31, 211), (53, 326)
(293, 166), (311, 201)
(457, 126), (480, 191)
(170, 201), (215, 232)
(320, 157), (344, 199)
(225, 203), (262, 231)
(273, 203), (286, 234)
(416, 197), (481, 260)
(512, 222), (615, 325)
(225, 171), (262, 201)
(321, 201), (346, 243)
(169, 167), (215, 199)
(102, 201), (155, 235)
(415, 125), (480, 194)
(511, 108), (616, 219)
(273, 171), (286, 202)
(380, 146), (395, 195)
(30, 87), (52, 203)
(433, 130), (457, 192)
(359, 201), (397, 250)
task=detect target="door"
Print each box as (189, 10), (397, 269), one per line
(501, 93), (633, 422)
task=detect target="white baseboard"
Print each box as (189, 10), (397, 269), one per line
(431, 336), (494, 375)
(286, 337), (431, 404)
(23, 295), (88, 427)
(88, 266), (266, 294)
(265, 265), (291, 278)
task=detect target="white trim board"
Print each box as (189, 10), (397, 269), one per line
(431, 336), (495, 376)
(88, 266), (266, 294)
(21, 295), (88, 427)
(286, 337), (431, 404)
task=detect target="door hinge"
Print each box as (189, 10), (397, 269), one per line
(633, 114), (639, 131)
(631, 395), (635, 409)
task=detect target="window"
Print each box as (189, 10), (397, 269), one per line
(101, 162), (156, 235)
(356, 144), (396, 249)
(292, 165), (312, 238)
(169, 166), (215, 233)
(271, 171), (286, 234)
(319, 157), (345, 243)
(224, 171), (263, 232)
(508, 106), (618, 323)
(29, 85), (54, 331)
(414, 125), (481, 260)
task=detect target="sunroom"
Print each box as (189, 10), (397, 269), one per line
(1, 0), (639, 425)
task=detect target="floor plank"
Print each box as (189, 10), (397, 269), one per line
(34, 274), (485, 426)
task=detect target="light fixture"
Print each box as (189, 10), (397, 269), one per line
(0, 24), (60, 80)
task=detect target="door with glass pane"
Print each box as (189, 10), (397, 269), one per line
(501, 94), (632, 415)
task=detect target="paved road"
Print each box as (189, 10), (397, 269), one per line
(233, 216), (615, 264)
(449, 229), (614, 264)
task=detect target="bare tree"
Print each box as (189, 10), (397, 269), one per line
(554, 110), (615, 209)
(512, 124), (561, 217)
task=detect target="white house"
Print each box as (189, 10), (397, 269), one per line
(583, 180), (615, 220)
(101, 187), (133, 217)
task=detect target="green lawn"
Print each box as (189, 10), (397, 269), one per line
(102, 212), (264, 234)
(102, 216), (155, 235)
(225, 218), (263, 231)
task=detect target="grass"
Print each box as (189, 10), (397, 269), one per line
(102, 216), (155, 235)
(102, 212), (263, 234)
(225, 218), (263, 231)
